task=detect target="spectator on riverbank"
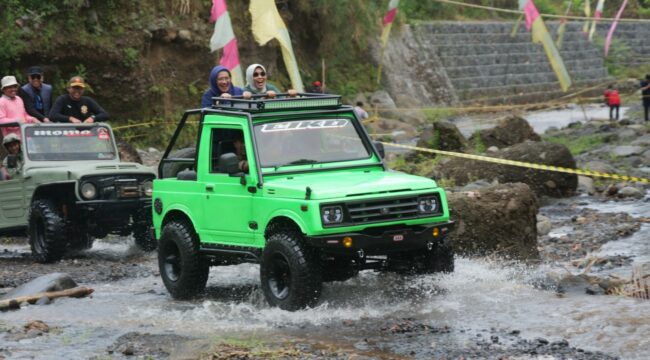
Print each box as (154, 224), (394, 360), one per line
(604, 85), (620, 121)
(19, 66), (52, 122)
(641, 74), (650, 122)
(0, 76), (38, 138)
(353, 101), (369, 120)
(50, 76), (109, 123)
(201, 65), (244, 107)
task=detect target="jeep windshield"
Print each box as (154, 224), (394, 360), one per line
(24, 125), (117, 161)
(254, 118), (372, 168)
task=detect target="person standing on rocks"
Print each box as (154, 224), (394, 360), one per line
(353, 101), (369, 120)
(641, 74), (650, 121)
(200, 65), (244, 107)
(604, 85), (620, 121)
(49, 76), (109, 123)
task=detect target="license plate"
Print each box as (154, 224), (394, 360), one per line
(392, 234), (404, 241)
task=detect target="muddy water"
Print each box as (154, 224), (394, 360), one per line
(2, 199), (650, 360)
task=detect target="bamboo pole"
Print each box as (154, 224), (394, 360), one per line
(0, 287), (94, 311)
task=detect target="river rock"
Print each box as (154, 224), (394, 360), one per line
(447, 183), (539, 259)
(536, 214), (552, 236)
(577, 176), (595, 195)
(1, 273), (77, 300)
(582, 160), (617, 174)
(116, 139), (143, 164)
(617, 186), (644, 199)
(470, 115), (541, 149)
(434, 141), (578, 197)
(416, 121), (468, 154)
(611, 145), (645, 157)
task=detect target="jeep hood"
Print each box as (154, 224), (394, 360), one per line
(263, 170), (438, 200)
(26, 161), (156, 180)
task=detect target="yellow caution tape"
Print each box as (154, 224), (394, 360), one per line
(378, 141), (650, 184)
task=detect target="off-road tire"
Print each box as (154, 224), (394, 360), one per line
(158, 220), (208, 299)
(386, 243), (455, 274)
(28, 199), (67, 263)
(133, 209), (156, 251)
(260, 231), (322, 310)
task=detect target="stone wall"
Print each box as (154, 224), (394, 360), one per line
(380, 21), (612, 107)
(596, 22), (650, 67)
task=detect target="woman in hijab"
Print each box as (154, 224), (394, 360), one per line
(201, 65), (243, 107)
(243, 64), (280, 98)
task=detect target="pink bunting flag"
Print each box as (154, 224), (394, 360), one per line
(604, 0), (628, 57)
(209, 0), (244, 86)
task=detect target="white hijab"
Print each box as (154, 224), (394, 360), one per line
(245, 64), (266, 93)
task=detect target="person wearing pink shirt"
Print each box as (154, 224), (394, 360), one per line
(0, 75), (39, 138)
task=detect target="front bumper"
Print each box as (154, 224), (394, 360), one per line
(306, 221), (454, 255)
(76, 198), (152, 208)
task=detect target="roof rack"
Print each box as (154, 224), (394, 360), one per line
(211, 93), (342, 112)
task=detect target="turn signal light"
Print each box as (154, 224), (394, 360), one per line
(432, 227), (440, 237)
(343, 237), (353, 248)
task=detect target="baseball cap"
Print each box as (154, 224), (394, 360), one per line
(3, 133), (20, 146)
(27, 66), (44, 75)
(1, 76), (19, 90)
(68, 76), (86, 88)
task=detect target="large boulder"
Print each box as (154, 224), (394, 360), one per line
(416, 121), (468, 154)
(447, 183), (539, 260)
(470, 115), (541, 149)
(434, 141), (578, 197)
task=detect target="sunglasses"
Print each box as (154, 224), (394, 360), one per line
(253, 71), (266, 77)
(30, 74), (42, 80)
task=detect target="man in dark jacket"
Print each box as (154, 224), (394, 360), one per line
(641, 74), (650, 122)
(19, 66), (52, 122)
(49, 76), (109, 123)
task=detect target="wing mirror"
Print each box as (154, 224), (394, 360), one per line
(218, 152), (241, 175)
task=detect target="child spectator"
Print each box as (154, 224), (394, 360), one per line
(604, 85), (621, 121)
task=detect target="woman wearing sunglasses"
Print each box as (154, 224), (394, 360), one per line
(243, 64), (297, 99)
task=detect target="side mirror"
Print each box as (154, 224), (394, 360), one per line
(218, 152), (241, 175)
(6, 155), (18, 169)
(373, 142), (385, 159)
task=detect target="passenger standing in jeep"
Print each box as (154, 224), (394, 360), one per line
(0, 76), (38, 137)
(49, 76), (109, 123)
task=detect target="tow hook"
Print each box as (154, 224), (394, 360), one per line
(427, 241), (434, 251)
(357, 249), (365, 259)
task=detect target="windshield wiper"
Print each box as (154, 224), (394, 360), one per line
(273, 159), (319, 170)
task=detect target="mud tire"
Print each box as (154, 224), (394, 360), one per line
(260, 231), (322, 310)
(133, 210), (156, 251)
(28, 199), (67, 263)
(158, 220), (208, 299)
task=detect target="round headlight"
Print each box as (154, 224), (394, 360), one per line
(321, 206), (344, 225)
(81, 182), (97, 199)
(418, 197), (438, 214)
(142, 181), (153, 197)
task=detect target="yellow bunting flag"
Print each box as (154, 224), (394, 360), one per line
(520, 0), (572, 91)
(249, 0), (304, 92)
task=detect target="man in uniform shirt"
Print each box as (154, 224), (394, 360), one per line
(49, 76), (109, 123)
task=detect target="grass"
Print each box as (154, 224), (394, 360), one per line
(543, 134), (608, 156)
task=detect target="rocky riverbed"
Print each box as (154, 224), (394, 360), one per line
(1, 104), (649, 359)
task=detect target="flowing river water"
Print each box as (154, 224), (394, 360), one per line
(1, 106), (649, 359)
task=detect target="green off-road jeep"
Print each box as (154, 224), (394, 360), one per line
(154, 94), (454, 310)
(0, 123), (157, 262)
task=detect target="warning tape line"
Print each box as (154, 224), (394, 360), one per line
(378, 141), (650, 184)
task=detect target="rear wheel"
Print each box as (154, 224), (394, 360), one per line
(260, 231), (322, 310)
(158, 220), (208, 299)
(28, 199), (67, 263)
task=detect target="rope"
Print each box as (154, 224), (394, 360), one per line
(430, 0), (650, 23)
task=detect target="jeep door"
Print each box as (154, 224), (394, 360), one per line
(198, 124), (256, 245)
(0, 166), (27, 228)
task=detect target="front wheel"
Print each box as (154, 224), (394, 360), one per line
(260, 231), (322, 311)
(28, 199), (67, 263)
(158, 220), (209, 299)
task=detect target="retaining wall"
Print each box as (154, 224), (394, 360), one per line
(380, 21), (613, 107)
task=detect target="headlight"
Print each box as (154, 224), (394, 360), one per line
(80, 182), (97, 200)
(321, 205), (344, 225)
(142, 181), (153, 197)
(418, 197), (438, 214)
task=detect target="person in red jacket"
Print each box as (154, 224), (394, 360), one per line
(604, 85), (621, 121)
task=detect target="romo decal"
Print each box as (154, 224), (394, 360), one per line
(33, 129), (93, 137)
(260, 119), (349, 132)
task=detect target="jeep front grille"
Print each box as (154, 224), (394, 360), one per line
(345, 194), (442, 225)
